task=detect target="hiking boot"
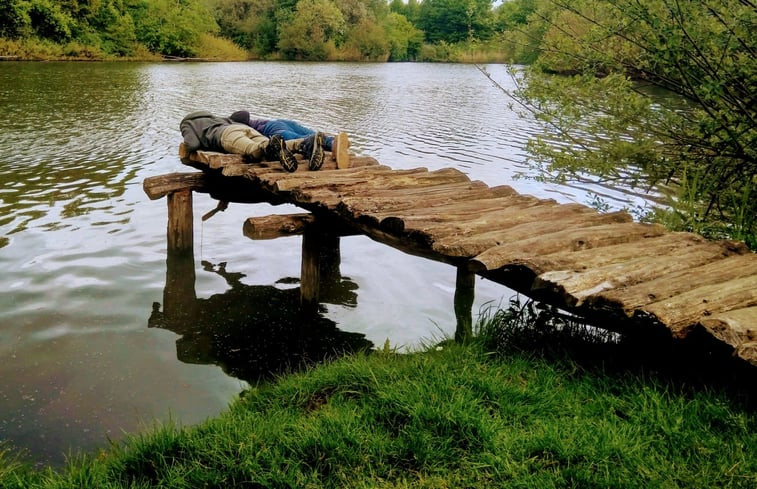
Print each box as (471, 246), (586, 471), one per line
(308, 132), (325, 171)
(267, 134), (298, 172)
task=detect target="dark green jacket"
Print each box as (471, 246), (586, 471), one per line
(179, 111), (233, 153)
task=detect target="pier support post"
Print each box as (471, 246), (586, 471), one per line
(454, 266), (475, 343)
(301, 220), (341, 311)
(167, 188), (193, 253)
(163, 188), (197, 321)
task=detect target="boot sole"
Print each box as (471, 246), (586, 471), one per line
(309, 132), (325, 171)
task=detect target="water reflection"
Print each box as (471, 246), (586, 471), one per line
(149, 254), (372, 384)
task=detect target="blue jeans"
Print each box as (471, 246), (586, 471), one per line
(263, 120), (334, 150)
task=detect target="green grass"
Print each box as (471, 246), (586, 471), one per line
(1, 305), (755, 488)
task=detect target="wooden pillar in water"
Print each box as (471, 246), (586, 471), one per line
(163, 188), (197, 320)
(167, 188), (193, 253)
(301, 220), (341, 311)
(454, 266), (475, 343)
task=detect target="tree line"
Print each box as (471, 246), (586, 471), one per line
(0, 0), (522, 61)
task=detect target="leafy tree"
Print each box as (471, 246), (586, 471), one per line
(507, 0), (757, 244)
(332, 0), (371, 25)
(345, 18), (389, 60)
(418, 0), (494, 43)
(208, 0), (277, 55)
(277, 0), (345, 59)
(0, 0), (30, 38)
(493, 0), (539, 31)
(27, 0), (76, 41)
(85, 0), (138, 55)
(385, 11), (423, 60)
(127, 0), (218, 57)
(389, 0), (421, 27)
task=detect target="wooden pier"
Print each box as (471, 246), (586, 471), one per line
(144, 146), (757, 367)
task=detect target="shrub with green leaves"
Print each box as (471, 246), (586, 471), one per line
(508, 0), (756, 246)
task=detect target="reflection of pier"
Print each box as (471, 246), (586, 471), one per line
(150, 254), (371, 383)
(144, 146), (757, 367)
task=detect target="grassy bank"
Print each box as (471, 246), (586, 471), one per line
(1, 305), (755, 489)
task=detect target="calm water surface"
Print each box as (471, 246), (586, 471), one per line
(0, 61), (651, 466)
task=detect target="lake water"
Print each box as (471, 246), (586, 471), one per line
(0, 61), (652, 466)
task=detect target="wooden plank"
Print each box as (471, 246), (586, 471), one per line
(282, 181), (491, 211)
(243, 214), (314, 240)
(590, 254), (757, 321)
(433, 213), (650, 257)
(301, 181), (498, 212)
(377, 194), (556, 233)
(386, 199), (568, 238)
(143, 172), (208, 200)
(242, 213), (358, 239)
(183, 148), (243, 170)
(398, 203), (622, 241)
(334, 132), (351, 169)
(240, 161), (392, 190)
(469, 222), (667, 271)
(334, 183), (515, 218)
(640, 266), (757, 334)
(220, 163), (257, 177)
(699, 306), (757, 366)
(507, 233), (748, 276)
(272, 167), (470, 193)
(531, 241), (742, 307)
(272, 167), (433, 192)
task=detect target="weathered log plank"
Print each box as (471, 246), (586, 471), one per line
(272, 167), (471, 193)
(143, 172), (209, 200)
(434, 214), (651, 257)
(506, 233), (747, 276)
(699, 306), (757, 366)
(532, 242), (743, 307)
(376, 194), (561, 233)
(285, 180), (497, 210)
(243, 214), (315, 240)
(589, 254), (757, 321)
(272, 168), (432, 192)
(640, 265), (757, 332)
(242, 213), (358, 240)
(334, 183), (516, 219)
(469, 223), (667, 271)
(396, 203), (623, 242)
(240, 161), (391, 190)
(181, 147), (242, 170)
